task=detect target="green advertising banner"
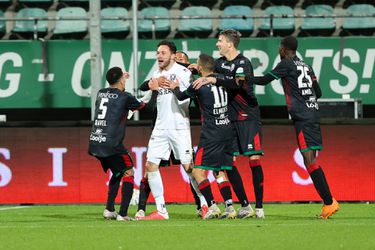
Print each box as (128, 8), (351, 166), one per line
(0, 37), (374, 108)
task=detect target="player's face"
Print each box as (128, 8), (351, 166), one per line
(157, 45), (175, 70)
(175, 52), (189, 64)
(216, 35), (231, 56)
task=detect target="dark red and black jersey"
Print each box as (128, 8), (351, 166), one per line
(270, 56), (319, 120)
(215, 53), (258, 122)
(88, 88), (145, 157)
(175, 79), (232, 141)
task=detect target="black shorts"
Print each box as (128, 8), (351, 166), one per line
(232, 119), (264, 156)
(194, 139), (233, 171)
(294, 119), (323, 152)
(96, 152), (134, 178)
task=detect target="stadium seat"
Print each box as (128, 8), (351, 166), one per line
(101, 7), (130, 39)
(220, 0), (258, 10)
(52, 7), (88, 39)
(176, 6), (213, 38)
(11, 8), (48, 39)
(139, 0), (176, 9)
(219, 5), (253, 37)
(17, 0), (53, 9)
(261, 0), (298, 9)
(342, 4), (375, 36)
(138, 7), (171, 39)
(300, 4), (336, 36)
(0, 10), (5, 38)
(258, 6), (295, 36)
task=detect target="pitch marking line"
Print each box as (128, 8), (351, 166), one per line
(0, 206), (32, 212)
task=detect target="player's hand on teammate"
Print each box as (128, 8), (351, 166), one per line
(192, 76), (216, 89)
(158, 76), (171, 89)
(188, 63), (198, 72)
(148, 78), (159, 90)
(168, 79), (180, 90)
(123, 71), (130, 80)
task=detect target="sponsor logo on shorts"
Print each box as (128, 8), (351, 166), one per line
(248, 144), (253, 150)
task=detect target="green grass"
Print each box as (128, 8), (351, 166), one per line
(0, 204), (375, 250)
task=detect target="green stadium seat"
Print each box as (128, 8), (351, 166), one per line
(220, 0), (258, 10)
(53, 7), (88, 39)
(0, 10), (5, 37)
(342, 4), (375, 35)
(220, 5), (253, 36)
(12, 8), (48, 39)
(138, 7), (171, 38)
(300, 4), (335, 36)
(101, 7), (130, 38)
(177, 6), (213, 38)
(259, 6), (295, 36)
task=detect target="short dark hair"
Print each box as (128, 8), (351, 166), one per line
(281, 36), (298, 51)
(219, 29), (241, 48)
(106, 67), (123, 85)
(157, 40), (177, 54)
(198, 54), (215, 72)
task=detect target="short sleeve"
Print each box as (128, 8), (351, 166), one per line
(269, 59), (289, 79)
(125, 93), (145, 111)
(178, 67), (192, 92)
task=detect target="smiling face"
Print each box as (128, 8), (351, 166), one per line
(216, 35), (231, 57)
(157, 45), (175, 70)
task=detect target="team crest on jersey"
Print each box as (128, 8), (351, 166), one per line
(230, 64), (235, 71)
(170, 74), (177, 81)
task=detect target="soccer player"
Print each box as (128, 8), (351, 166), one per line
(193, 29), (265, 218)
(88, 67), (157, 221)
(136, 40), (206, 220)
(134, 49), (205, 219)
(170, 54), (236, 219)
(246, 36), (339, 219)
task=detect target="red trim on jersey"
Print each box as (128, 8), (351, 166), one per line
(198, 179), (210, 190)
(218, 181), (231, 189)
(195, 147), (204, 166)
(122, 154), (133, 167)
(283, 79), (292, 110)
(235, 94), (248, 107)
(250, 159), (261, 167)
(122, 175), (134, 184)
(133, 102), (146, 112)
(306, 163), (320, 174)
(254, 132), (261, 151)
(298, 131), (307, 150)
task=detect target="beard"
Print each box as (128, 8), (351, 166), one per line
(159, 57), (172, 70)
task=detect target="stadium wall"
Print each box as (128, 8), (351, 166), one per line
(0, 124), (374, 204)
(0, 37), (374, 109)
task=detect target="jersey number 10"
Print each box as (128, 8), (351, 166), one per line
(211, 86), (228, 108)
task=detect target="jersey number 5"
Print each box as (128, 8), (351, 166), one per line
(297, 65), (312, 89)
(98, 98), (109, 119)
(211, 86), (228, 108)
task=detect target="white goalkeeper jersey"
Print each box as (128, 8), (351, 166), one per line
(153, 62), (191, 130)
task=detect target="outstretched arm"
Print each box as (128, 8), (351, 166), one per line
(248, 74), (276, 86)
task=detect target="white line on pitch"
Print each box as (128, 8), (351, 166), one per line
(0, 206), (32, 211)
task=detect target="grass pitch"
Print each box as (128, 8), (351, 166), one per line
(0, 203), (374, 250)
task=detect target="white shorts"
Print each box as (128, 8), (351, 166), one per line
(147, 129), (193, 165)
